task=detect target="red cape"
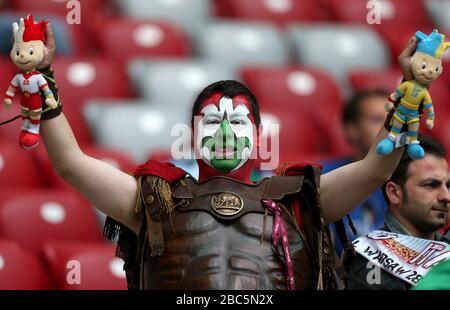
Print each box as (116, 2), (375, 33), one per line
(133, 159), (186, 184)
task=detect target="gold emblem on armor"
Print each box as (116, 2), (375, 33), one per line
(211, 192), (244, 216)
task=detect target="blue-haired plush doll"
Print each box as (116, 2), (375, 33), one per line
(377, 30), (450, 159)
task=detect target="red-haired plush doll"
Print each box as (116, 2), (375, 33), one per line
(3, 15), (57, 150)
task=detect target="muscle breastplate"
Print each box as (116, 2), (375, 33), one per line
(121, 167), (336, 290)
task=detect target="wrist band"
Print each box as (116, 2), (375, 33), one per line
(39, 66), (62, 120)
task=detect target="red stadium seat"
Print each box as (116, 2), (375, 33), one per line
(0, 56), (15, 91)
(33, 143), (137, 189)
(443, 59), (450, 87)
(0, 239), (52, 289)
(326, 0), (433, 28)
(349, 69), (403, 93)
(10, 0), (107, 17)
(0, 141), (43, 188)
(241, 66), (350, 157)
(0, 190), (103, 256)
(43, 242), (127, 290)
(96, 18), (190, 63)
(213, 0), (322, 25)
(52, 57), (133, 145)
(0, 57), (22, 143)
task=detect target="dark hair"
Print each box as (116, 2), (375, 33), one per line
(382, 134), (447, 204)
(191, 80), (261, 126)
(343, 89), (389, 125)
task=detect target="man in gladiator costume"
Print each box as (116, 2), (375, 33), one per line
(35, 24), (419, 290)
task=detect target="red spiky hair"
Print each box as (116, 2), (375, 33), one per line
(23, 15), (48, 43)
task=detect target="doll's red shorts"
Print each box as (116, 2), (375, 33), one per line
(20, 92), (42, 111)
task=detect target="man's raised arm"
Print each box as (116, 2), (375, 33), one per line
(40, 24), (140, 234)
(319, 36), (418, 224)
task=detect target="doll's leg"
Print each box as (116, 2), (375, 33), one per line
(20, 106), (30, 131)
(28, 108), (42, 133)
(19, 95), (42, 150)
(19, 106), (42, 150)
(377, 117), (404, 155)
(389, 118), (404, 141)
(406, 121), (424, 159)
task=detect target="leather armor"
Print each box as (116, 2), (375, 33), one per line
(116, 166), (336, 290)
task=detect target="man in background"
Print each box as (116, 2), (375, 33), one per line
(346, 135), (450, 290)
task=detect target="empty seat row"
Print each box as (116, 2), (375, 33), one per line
(0, 239), (126, 289)
(0, 141), (136, 188)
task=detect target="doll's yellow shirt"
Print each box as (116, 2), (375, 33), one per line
(396, 80), (432, 110)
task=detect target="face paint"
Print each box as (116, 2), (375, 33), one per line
(196, 95), (255, 174)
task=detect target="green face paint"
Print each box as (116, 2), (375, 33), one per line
(202, 118), (251, 173)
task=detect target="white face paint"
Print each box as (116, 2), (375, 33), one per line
(195, 96), (255, 172)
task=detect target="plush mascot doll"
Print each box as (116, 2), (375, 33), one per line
(3, 15), (57, 150)
(377, 30), (450, 159)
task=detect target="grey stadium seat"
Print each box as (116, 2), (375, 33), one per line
(425, 0), (450, 33)
(84, 101), (193, 162)
(128, 59), (237, 108)
(196, 21), (290, 70)
(288, 24), (390, 96)
(113, 0), (211, 37)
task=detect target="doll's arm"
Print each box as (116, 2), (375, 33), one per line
(40, 84), (57, 109)
(385, 82), (407, 112)
(3, 76), (19, 107)
(423, 92), (434, 130)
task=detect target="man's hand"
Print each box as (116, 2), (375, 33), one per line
(37, 23), (56, 70)
(46, 97), (58, 109)
(3, 98), (12, 109)
(426, 118), (434, 130)
(385, 101), (394, 112)
(398, 35), (418, 81)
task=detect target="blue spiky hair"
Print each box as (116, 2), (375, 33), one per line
(415, 29), (450, 59)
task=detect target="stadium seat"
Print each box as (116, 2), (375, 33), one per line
(213, 0), (322, 25)
(84, 102), (191, 162)
(349, 69), (404, 93)
(241, 66), (343, 113)
(0, 141), (43, 188)
(10, 0), (107, 20)
(52, 57), (133, 145)
(0, 190), (103, 256)
(241, 66), (350, 155)
(259, 105), (350, 164)
(114, 0), (211, 37)
(288, 24), (390, 95)
(197, 21), (289, 70)
(443, 59), (450, 87)
(33, 143), (137, 190)
(0, 12), (83, 56)
(43, 242), (127, 290)
(326, 0), (433, 28)
(0, 57), (21, 143)
(0, 239), (51, 289)
(0, 56), (15, 90)
(425, 0), (450, 33)
(129, 59), (237, 106)
(95, 18), (190, 63)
